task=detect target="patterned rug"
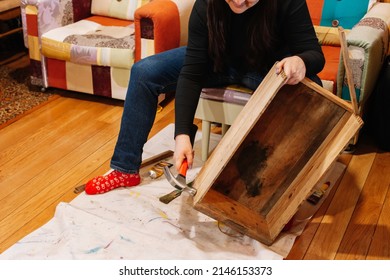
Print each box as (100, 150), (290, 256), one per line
(0, 64), (59, 129)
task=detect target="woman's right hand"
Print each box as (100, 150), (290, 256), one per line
(174, 134), (194, 172)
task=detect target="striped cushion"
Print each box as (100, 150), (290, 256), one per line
(91, 0), (149, 21)
(46, 58), (131, 100)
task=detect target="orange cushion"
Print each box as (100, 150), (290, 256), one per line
(306, 0), (324, 26)
(318, 45), (341, 93)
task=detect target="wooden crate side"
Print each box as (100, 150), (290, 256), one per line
(208, 83), (347, 215)
(194, 113), (362, 244)
(301, 78), (355, 113)
(192, 66), (363, 245)
(193, 189), (274, 244)
(266, 113), (363, 239)
(192, 65), (287, 204)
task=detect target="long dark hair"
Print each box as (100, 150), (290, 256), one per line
(207, 0), (278, 72)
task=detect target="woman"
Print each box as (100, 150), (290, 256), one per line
(85, 0), (325, 195)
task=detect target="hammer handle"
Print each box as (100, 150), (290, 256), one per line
(177, 123), (196, 178)
(179, 159), (188, 177)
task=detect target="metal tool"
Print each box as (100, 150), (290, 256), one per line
(159, 159), (197, 204)
(148, 161), (173, 179)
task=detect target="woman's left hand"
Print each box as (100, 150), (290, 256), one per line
(275, 56), (306, 85)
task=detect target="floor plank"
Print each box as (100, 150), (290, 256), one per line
(285, 153), (353, 259)
(336, 150), (390, 259)
(365, 152), (390, 260)
(303, 141), (377, 259)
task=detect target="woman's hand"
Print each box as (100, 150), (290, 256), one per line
(174, 134), (194, 171)
(275, 56), (306, 85)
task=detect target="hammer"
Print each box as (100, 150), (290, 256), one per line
(159, 124), (198, 204)
(159, 159), (197, 204)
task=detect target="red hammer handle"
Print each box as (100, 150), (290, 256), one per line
(179, 159), (188, 177)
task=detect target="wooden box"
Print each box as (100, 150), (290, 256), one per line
(192, 64), (363, 245)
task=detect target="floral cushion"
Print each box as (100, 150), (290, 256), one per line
(41, 16), (135, 69)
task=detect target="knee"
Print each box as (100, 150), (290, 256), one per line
(131, 59), (149, 78)
(131, 56), (162, 81)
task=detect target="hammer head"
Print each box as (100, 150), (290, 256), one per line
(163, 164), (186, 189)
(163, 163), (196, 196)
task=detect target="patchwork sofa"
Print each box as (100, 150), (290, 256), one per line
(21, 0), (194, 100)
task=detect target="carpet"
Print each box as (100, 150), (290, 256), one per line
(0, 124), (345, 260)
(0, 64), (59, 129)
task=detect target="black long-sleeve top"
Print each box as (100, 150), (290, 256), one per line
(174, 0), (325, 138)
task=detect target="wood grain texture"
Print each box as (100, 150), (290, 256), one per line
(193, 67), (362, 245)
(286, 152), (354, 259)
(362, 151), (390, 260)
(334, 150), (389, 259)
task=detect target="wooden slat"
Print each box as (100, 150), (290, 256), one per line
(0, 7), (21, 21)
(0, 27), (22, 39)
(339, 27), (359, 115)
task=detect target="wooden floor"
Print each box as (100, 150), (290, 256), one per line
(1, 55), (389, 260)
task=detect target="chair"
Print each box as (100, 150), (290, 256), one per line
(194, 0), (390, 160)
(20, 0), (194, 100)
(194, 86), (253, 161)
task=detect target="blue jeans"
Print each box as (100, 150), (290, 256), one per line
(111, 46), (320, 173)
